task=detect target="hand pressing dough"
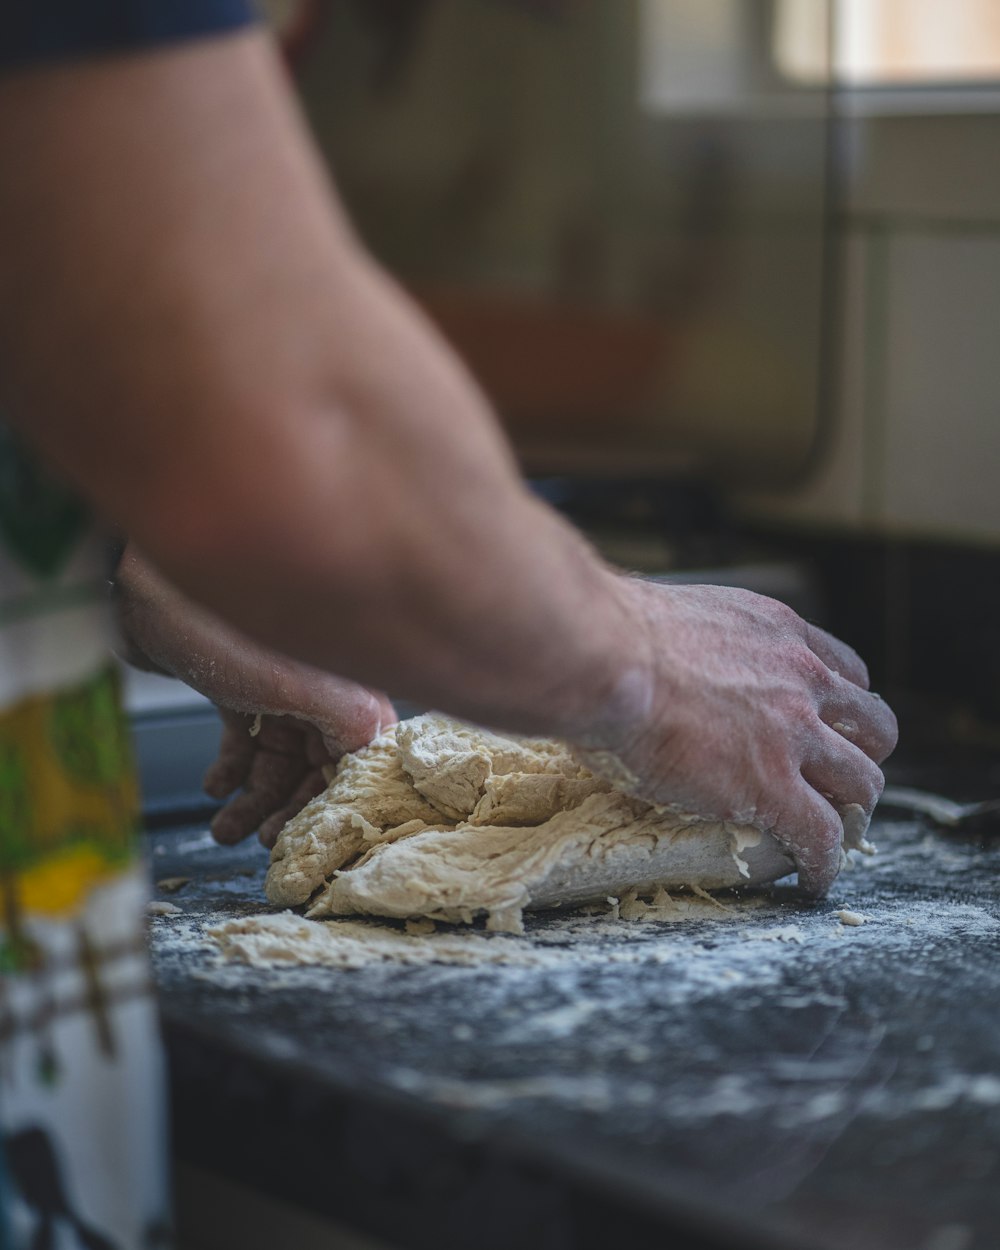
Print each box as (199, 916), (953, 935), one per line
(266, 714), (830, 934)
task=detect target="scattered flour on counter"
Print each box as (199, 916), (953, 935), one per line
(386, 1070), (633, 1113)
(909, 1073), (1000, 1111)
(378, 1044), (1000, 1130)
(148, 890), (1000, 1122)
(757, 925), (806, 944)
(381, 1053), (1000, 1127)
(383, 1067), (767, 1119)
(148, 893), (1000, 993)
(171, 831), (218, 855)
(205, 892), (753, 973)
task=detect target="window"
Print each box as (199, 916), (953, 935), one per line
(776, 0), (1000, 86)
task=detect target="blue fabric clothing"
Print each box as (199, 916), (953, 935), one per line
(0, 1), (257, 72)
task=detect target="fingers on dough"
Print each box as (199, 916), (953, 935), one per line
(202, 717), (256, 800)
(211, 746), (311, 845)
(801, 726), (886, 819)
(258, 769), (329, 849)
(773, 782), (847, 898)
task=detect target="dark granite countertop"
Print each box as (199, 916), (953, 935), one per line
(149, 807), (1000, 1250)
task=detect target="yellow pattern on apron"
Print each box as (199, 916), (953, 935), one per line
(0, 663), (138, 960)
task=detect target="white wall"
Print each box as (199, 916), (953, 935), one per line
(736, 111), (1000, 546)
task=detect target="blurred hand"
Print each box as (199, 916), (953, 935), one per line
(585, 579), (898, 896)
(115, 545), (395, 846)
(203, 697), (395, 848)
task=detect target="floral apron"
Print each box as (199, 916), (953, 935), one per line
(0, 425), (170, 1249)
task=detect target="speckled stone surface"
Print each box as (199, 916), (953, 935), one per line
(149, 811), (1000, 1250)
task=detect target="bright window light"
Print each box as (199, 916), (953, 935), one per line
(776, 0), (1000, 85)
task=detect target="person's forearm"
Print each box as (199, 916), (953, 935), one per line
(0, 31), (646, 747)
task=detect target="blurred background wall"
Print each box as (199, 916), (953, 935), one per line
(291, 0), (831, 482)
(283, 0), (1000, 549)
(741, 0), (1000, 545)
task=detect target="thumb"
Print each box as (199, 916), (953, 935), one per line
(312, 685), (394, 757)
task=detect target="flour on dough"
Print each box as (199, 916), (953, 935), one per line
(265, 714), (813, 933)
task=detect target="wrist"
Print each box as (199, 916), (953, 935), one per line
(563, 570), (656, 758)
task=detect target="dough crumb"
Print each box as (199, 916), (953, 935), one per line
(836, 908), (867, 927)
(729, 827), (761, 879)
(689, 883), (732, 911)
(156, 877), (190, 894)
(147, 900), (183, 917)
(249, 712), (263, 738)
(404, 918), (436, 937)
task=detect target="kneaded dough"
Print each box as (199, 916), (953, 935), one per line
(265, 714), (811, 933)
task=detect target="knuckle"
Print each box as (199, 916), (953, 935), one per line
(796, 643), (835, 687)
(834, 638), (869, 686)
(770, 599), (806, 639)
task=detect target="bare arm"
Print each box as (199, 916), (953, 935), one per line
(0, 31), (638, 742)
(115, 546), (397, 846)
(0, 31), (896, 891)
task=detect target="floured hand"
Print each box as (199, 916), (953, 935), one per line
(204, 707), (381, 847)
(580, 578), (898, 897)
(114, 545), (395, 845)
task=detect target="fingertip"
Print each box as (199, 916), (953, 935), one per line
(839, 801), (875, 853)
(210, 808), (248, 846)
(794, 826), (844, 896)
(777, 789), (845, 897)
(203, 723), (254, 799)
(203, 766), (237, 801)
(259, 809), (292, 848)
(795, 860), (837, 899)
(376, 693), (399, 729)
(873, 698), (900, 763)
(320, 690), (388, 757)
